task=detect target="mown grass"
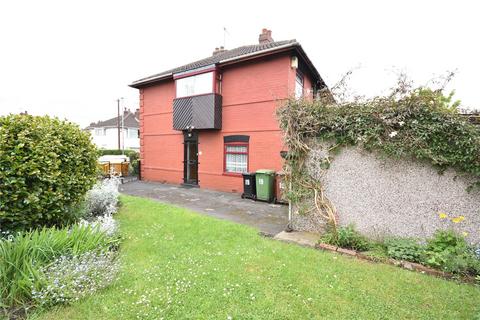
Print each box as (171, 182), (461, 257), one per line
(34, 195), (480, 319)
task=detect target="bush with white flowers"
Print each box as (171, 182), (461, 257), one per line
(79, 214), (118, 237)
(84, 177), (120, 217)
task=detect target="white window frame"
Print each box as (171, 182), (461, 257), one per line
(295, 70), (304, 99)
(224, 143), (249, 174)
(95, 128), (105, 136)
(175, 72), (214, 98)
(128, 128), (138, 138)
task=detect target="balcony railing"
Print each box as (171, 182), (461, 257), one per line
(173, 93), (222, 130)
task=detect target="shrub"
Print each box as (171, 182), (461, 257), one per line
(0, 114), (98, 231)
(79, 215), (118, 237)
(321, 225), (371, 251)
(84, 177), (120, 217)
(0, 225), (118, 309)
(385, 238), (424, 262)
(423, 230), (480, 276)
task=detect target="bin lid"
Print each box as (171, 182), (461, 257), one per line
(242, 172), (256, 176)
(256, 169), (275, 175)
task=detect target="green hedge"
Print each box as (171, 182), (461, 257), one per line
(0, 114), (98, 230)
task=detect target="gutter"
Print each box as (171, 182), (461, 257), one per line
(129, 72), (173, 88)
(129, 41), (325, 89)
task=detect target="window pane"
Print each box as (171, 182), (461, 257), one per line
(128, 129), (138, 138)
(226, 145), (247, 153)
(176, 72), (213, 98)
(225, 145), (248, 173)
(295, 70), (304, 99)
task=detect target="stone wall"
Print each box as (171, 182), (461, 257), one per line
(291, 143), (480, 245)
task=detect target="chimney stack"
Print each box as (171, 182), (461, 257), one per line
(258, 28), (273, 44)
(212, 46), (227, 56)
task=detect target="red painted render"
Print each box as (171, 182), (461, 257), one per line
(138, 52), (315, 193)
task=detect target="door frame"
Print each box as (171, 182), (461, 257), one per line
(182, 131), (199, 186)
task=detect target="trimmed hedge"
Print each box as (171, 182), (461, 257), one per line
(0, 114), (98, 230)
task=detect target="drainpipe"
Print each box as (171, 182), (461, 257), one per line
(288, 180), (292, 223)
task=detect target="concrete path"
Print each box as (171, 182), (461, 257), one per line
(119, 181), (289, 235)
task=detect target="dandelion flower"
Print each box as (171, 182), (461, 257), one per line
(451, 216), (465, 223)
(462, 232), (469, 237)
(438, 212), (448, 219)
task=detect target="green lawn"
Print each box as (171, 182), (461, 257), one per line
(34, 195), (480, 319)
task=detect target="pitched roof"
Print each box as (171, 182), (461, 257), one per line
(86, 111), (139, 129)
(130, 39), (324, 88)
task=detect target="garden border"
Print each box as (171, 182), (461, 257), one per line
(316, 243), (477, 284)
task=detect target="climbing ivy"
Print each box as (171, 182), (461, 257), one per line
(277, 86), (480, 229)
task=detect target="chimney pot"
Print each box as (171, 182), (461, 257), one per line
(259, 28), (274, 44)
(212, 46), (227, 56)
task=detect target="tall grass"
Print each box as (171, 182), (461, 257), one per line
(0, 225), (118, 309)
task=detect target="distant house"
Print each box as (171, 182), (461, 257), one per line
(129, 29), (327, 192)
(85, 109), (140, 150)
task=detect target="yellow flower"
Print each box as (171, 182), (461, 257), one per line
(451, 216), (465, 224)
(438, 212), (448, 219)
(462, 232), (469, 237)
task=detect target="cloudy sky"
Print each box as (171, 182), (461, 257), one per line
(0, 0), (478, 127)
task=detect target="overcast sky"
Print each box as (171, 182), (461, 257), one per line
(0, 0), (478, 127)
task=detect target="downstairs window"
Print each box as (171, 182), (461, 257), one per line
(224, 135), (249, 174)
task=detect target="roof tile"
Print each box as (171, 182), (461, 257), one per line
(131, 40), (298, 86)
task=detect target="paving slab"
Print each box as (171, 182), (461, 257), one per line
(273, 231), (320, 247)
(120, 181), (288, 235)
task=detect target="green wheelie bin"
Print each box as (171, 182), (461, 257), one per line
(255, 169), (275, 202)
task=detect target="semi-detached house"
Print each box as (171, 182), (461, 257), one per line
(130, 29), (327, 193)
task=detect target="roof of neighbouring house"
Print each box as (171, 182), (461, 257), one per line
(129, 39), (325, 88)
(85, 110), (139, 129)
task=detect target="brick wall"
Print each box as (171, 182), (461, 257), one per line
(139, 52), (314, 192)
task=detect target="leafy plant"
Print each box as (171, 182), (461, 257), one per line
(385, 238), (424, 262)
(321, 225), (371, 251)
(0, 225), (118, 309)
(422, 230), (480, 276)
(0, 114), (99, 231)
(32, 251), (119, 308)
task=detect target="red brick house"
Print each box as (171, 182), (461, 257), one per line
(130, 29), (327, 192)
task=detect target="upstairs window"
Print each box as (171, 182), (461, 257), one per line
(295, 70), (304, 99)
(128, 128), (139, 138)
(176, 72), (213, 98)
(95, 128), (105, 136)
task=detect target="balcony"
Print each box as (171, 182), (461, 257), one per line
(173, 93), (222, 130)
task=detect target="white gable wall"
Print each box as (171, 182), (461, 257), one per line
(88, 127), (139, 150)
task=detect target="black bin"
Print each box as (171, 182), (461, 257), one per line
(241, 172), (256, 200)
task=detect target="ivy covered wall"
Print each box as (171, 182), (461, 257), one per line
(277, 87), (480, 244)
